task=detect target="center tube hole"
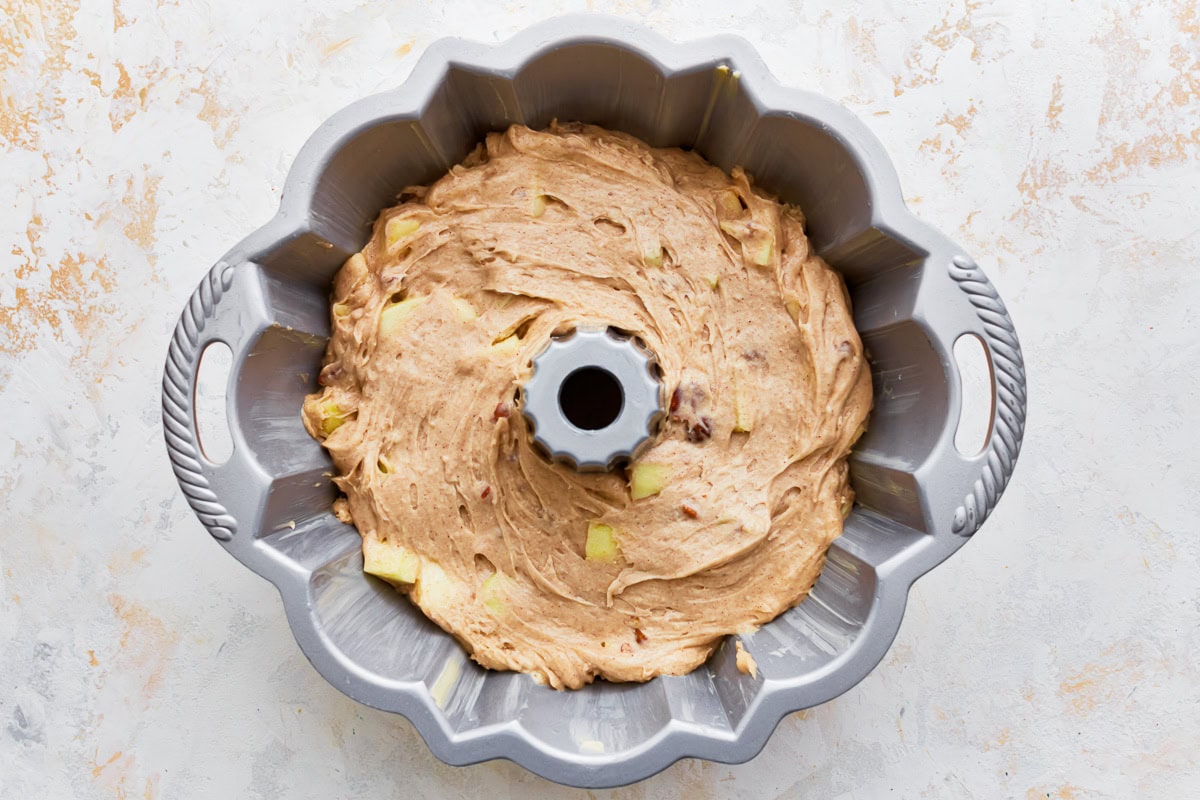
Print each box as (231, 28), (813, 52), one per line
(559, 366), (624, 430)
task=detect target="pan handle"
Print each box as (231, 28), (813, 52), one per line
(935, 253), (1028, 536)
(161, 261), (266, 542)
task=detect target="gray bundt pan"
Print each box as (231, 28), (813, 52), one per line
(162, 16), (1027, 788)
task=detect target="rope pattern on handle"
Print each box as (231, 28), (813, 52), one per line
(162, 262), (238, 541)
(948, 254), (1027, 536)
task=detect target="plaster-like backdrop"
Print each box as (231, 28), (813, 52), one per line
(2, 1), (1197, 797)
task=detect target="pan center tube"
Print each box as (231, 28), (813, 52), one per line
(521, 327), (663, 472)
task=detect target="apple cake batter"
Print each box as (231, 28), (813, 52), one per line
(302, 122), (871, 689)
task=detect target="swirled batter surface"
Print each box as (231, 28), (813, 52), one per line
(303, 123), (871, 689)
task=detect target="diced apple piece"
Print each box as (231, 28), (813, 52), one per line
(629, 463), (669, 500)
(704, 274), (720, 289)
(716, 188), (744, 217)
(332, 301), (351, 318)
(718, 219), (742, 239)
(720, 215), (774, 268)
(385, 217), (421, 249)
(585, 521), (620, 562)
(379, 296), (425, 337)
(733, 375), (754, 433)
(450, 296), (477, 322)
(784, 293), (806, 324)
(413, 560), (454, 607)
(490, 333), (520, 358)
(320, 401), (351, 435)
(363, 537), (420, 585)
(479, 571), (508, 616)
(643, 243), (664, 269)
(529, 193), (547, 218)
(748, 231), (775, 266)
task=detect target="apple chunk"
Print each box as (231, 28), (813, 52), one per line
(733, 375), (754, 433)
(385, 217), (420, 249)
(379, 296), (425, 337)
(479, 571), (508, 615)
(362, 537), (420, 585)
(585, 522), (621, 562)
(629, 462), (669, 500)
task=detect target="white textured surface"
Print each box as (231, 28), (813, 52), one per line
(2, 1), (1198, 797)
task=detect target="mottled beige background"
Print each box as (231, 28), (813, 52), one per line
(2, 1), (1198, 798)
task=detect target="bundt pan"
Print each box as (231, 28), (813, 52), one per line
(162, 16), (1027, 788)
